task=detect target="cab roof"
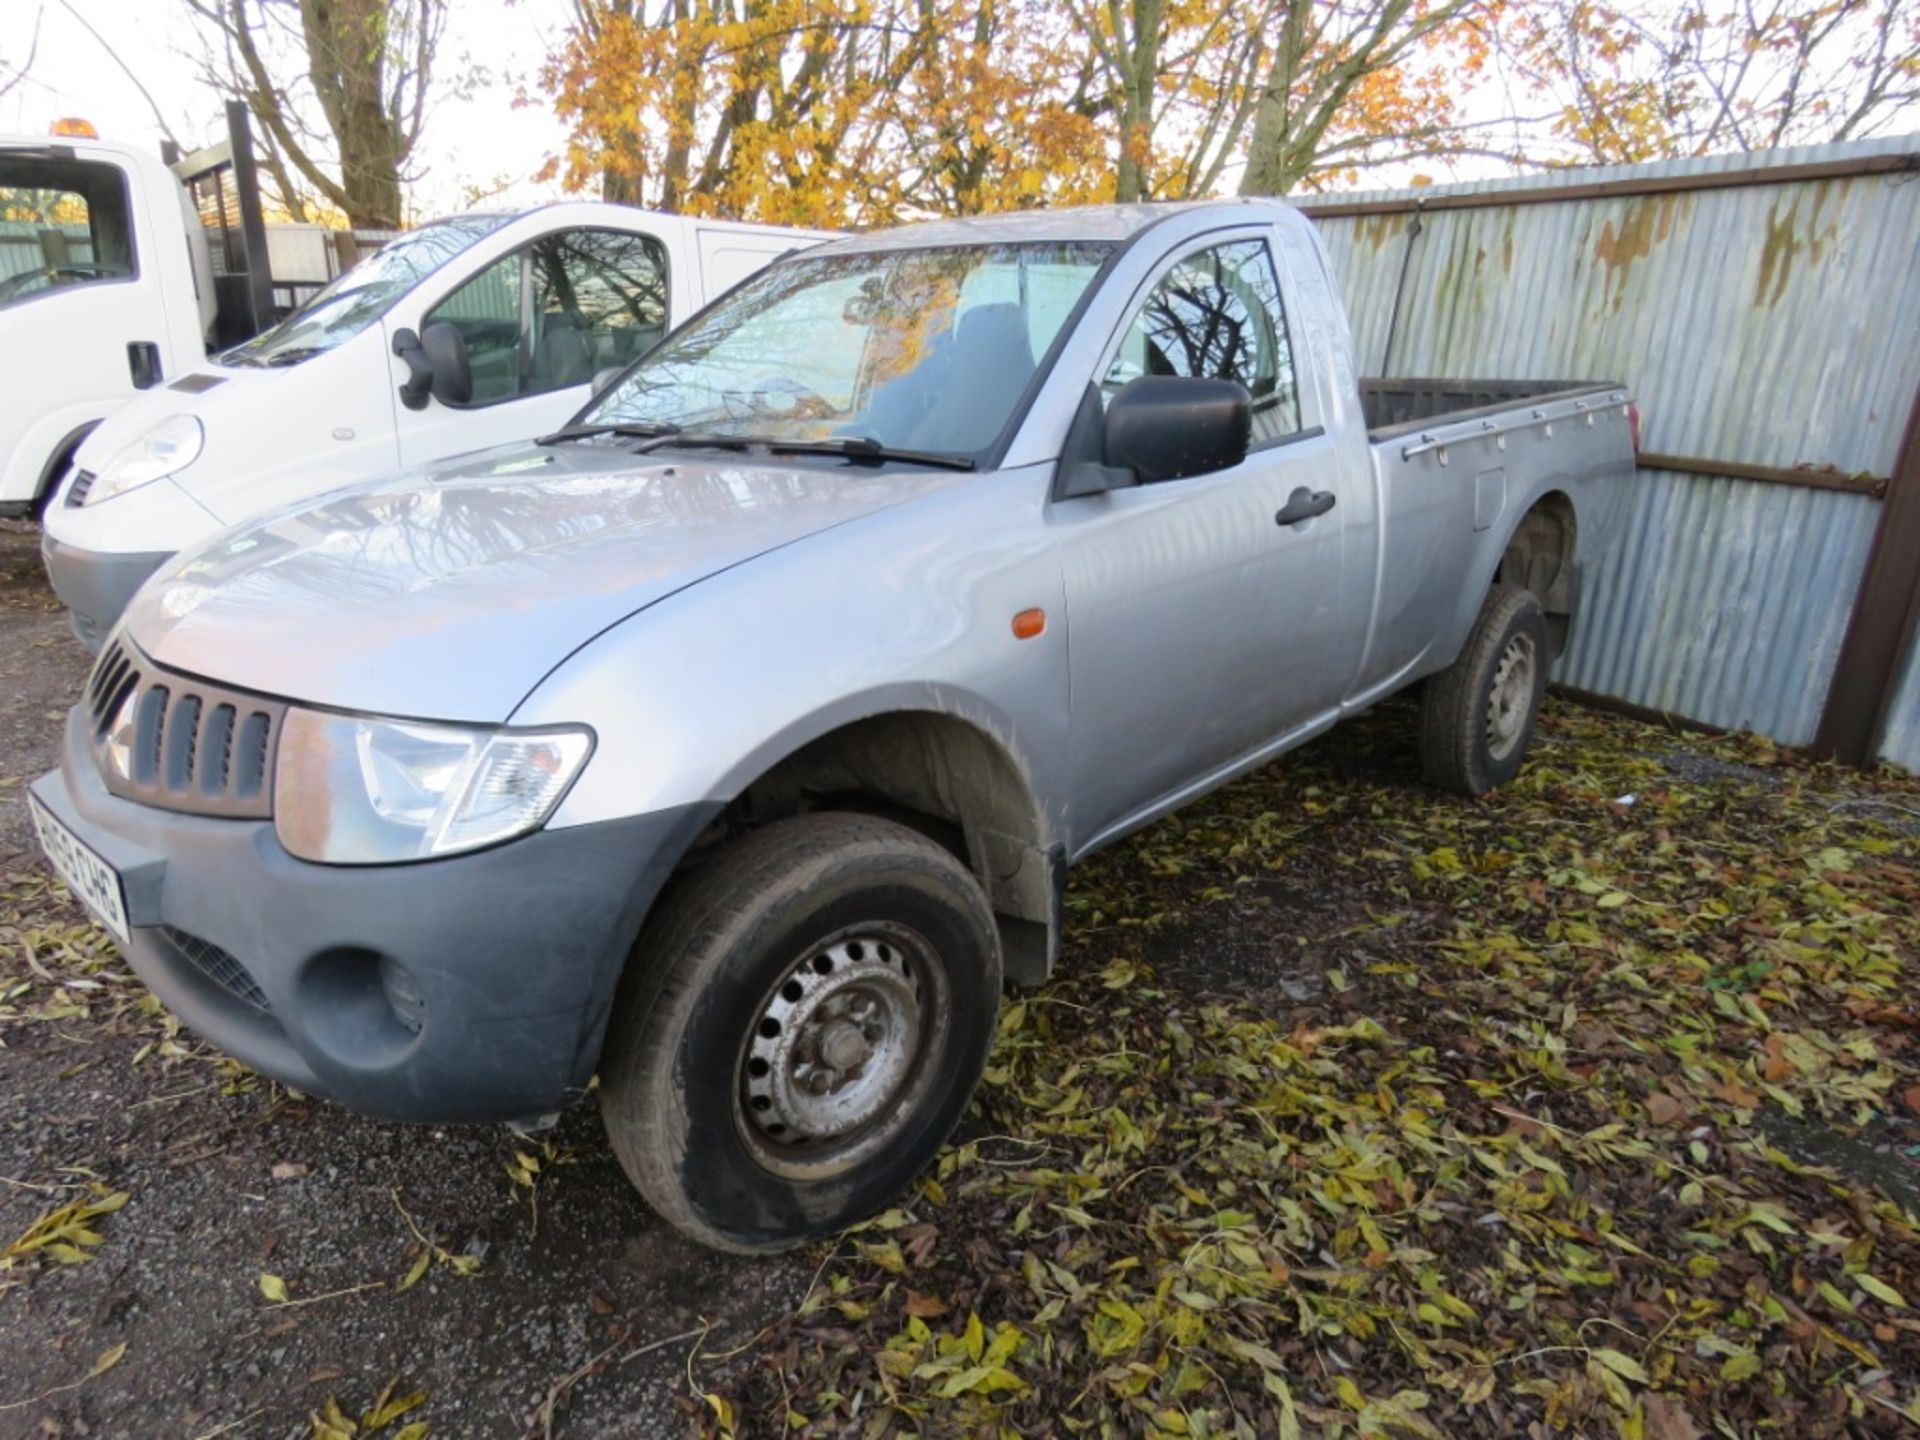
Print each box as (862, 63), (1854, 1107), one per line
(810, 198), (1296, 254)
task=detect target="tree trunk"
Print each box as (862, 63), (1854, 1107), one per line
(1111, 0), (1164, 202)
(1237, 1), (1310, 196)
(1238, 92), (1306, 195)
(299, 0), (408, 227)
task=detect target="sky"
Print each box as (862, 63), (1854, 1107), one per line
(2, 0), (577, 218)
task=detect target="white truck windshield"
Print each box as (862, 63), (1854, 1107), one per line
(586, 241), (1113, 458)
(219, 213), (513, 369)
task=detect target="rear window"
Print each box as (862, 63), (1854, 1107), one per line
(0, 155), (136, 310)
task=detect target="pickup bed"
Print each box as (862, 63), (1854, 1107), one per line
(30, 199), (1635, 1253)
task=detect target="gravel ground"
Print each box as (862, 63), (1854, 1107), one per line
(3, 517), (1917, 1439)
(0, 521), (808, 1438)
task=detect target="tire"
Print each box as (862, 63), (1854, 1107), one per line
(1419, 583), (1550, 796)
(599, 812), (1002, 1253)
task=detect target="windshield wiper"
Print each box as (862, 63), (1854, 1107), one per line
(254, 346), (328, 368)
(763, 436), (976, 471)
(625, 431), (974, 470)
(548, 428), (975, 469)
(536, 420), (682, 446)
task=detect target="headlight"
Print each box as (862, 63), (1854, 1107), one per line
(87, 414), (205, 504)
(274, 710), (593, 864)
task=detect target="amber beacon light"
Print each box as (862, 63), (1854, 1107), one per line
(50, 118), (100, 139)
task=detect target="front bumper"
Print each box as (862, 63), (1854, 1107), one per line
(40, 534), (173, 653)
(33, 707), (717, 1123)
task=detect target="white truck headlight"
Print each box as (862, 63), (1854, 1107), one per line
(274, 710), (593, 864)
(87, 414), (205, 504)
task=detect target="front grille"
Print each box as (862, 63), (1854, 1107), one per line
(160, 926), (270, 1011)
(65, 469), (96, 507)
(87, 639), (285, 819)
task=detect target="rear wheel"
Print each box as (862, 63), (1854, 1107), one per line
(1419, 584), (1549, 796)
(599, 813), (1002, 1253)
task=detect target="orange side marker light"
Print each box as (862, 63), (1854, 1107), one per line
(1011, 608), (1046, 640)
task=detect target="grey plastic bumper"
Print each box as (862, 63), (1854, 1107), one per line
(32, 707), (718, 1123)
(39, 535), (172, 653)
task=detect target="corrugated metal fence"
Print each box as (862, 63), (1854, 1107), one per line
(1294, 137), (1920, 772)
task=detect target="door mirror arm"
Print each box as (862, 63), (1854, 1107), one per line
(1054, 383), (1138, 499)
(393, 327), (433, 411)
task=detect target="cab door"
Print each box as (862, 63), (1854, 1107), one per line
(1051, 230), (1368, 850)
(389, 226), (671, 467)
(0, 151), (169, 506)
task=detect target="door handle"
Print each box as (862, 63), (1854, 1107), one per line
(127, 341), (163, 390)
(1275, 487), (1336, 528)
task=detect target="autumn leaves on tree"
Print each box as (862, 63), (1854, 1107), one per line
(538, 0), (1920, 225)
(535, 0), (1497, 224)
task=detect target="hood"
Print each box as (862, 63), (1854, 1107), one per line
(123, 441), (969, 721)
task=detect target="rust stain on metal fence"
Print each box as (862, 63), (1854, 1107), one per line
(1754, 192), (1838, 309)
(1295, 136), (1920, 764)
(1592, 194), (1680, 309)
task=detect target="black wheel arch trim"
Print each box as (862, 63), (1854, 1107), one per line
(33, 419), (103, 511)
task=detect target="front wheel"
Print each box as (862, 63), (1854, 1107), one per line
(1419, 583), (1550, 796)
(599, 813), (1002, 1253)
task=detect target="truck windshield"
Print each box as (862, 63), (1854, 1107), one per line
(219, 213), (512, 368)
(584, 240), (1114, 459)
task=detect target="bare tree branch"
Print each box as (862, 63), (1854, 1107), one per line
(0, 6), (41, 104)
(44, 0), (183, 146)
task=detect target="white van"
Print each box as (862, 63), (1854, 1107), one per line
(40, 202), (827, 646)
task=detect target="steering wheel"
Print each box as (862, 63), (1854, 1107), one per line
(724, 376), (834, 422)
(0, 263), (118, 302)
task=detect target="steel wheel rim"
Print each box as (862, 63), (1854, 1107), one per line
(1485, 632), (1538, 762)
(736, 923), (948, 1180)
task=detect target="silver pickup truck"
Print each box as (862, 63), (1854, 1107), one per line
(29, 200), (1636, 1252)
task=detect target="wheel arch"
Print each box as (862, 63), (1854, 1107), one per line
(700, 706), (1060, 986)
(24, 419), (102, 520)
(1492, 489), (1578, 655)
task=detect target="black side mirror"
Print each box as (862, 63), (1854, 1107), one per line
(1105, 376), (1251, 484)
(1056, 376), (1253, 498)
(420, 323), (472, 407)
(393, 323), (473, 410)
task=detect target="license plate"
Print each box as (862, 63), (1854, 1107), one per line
(29, 796), (131, 947)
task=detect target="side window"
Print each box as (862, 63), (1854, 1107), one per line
(1104, 238), (1301, 445)
(0, 161), (137, 309)
(529, 229), (669, 393)
(424, 252), (522, 405)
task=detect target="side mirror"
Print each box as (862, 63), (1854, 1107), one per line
(420, 322), (472, 407)
(1104, 376), (1251, 484)
(392, 323), (473, 410)
(1055, 377), (1253, 498)
(591, 365), (624, 398)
